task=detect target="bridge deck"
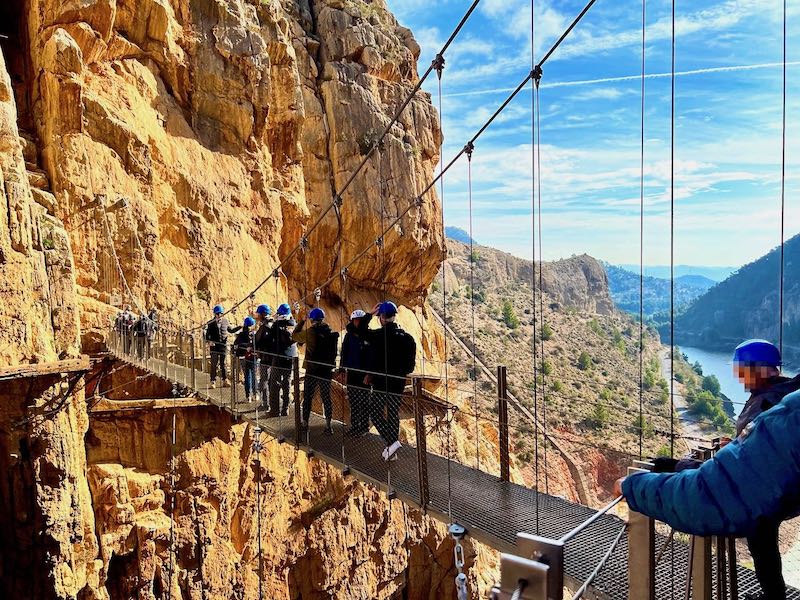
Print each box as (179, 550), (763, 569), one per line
(113, 350), (798, 600)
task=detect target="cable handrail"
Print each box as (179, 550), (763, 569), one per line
(559, 495), (624, 544)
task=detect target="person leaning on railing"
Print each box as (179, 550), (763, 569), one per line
(616, 388), (800, 600)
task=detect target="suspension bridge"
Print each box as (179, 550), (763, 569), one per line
(79, 0), (799, 597)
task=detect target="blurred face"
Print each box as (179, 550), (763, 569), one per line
(734, 363), (779, 392)
(352, 317), (362, 327)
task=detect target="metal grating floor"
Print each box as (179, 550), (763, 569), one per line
(115, 352), (800, 600)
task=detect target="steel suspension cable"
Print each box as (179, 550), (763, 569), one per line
(530, 0), (541, 535)
(669, 0), (676, 595)
(535, 79), (549, 496)
(779, 0), (787, 355)
(638, 0), (647, 460)
(466, 147), (480, 470)
(183, 0), (483, 331)
(435, 59), (454, 521)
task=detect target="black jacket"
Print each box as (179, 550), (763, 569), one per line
(737, 374), (800, 435)
(233, 328), (254, 358)
(253, 320), (273, 355)
(204, 317), (239, 351)
(358, 315), (416, 392)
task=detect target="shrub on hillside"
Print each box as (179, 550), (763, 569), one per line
(502, 299), (520, 329)
(578, 351), (592, 370)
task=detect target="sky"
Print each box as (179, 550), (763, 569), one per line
(385, 0), (800, 267)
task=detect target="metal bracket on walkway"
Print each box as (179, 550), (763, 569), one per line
(490, 553), (549, 599)
(517, 534), (563, 600)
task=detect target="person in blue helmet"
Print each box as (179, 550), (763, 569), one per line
(341, 309), (371, 436)
(293, 306), (339, 434)
(203, 305), (240, 388)
(233, 316), (257, 403)
(617, 339), (800, 600)
(253, 304), (273, 411)
(267, 303), (297, 416)
(357, 301), (416, 461)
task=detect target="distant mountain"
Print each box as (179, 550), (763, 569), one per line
(676, 234), (800, 366)
(618, 264), (736, 283)
(604, 264), (715, 318)
(445, 226), (476, 245)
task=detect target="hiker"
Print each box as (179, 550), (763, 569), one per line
(132, 313), (149, 359)
(340, 309), (370, 436)
(267, 303), (297, 416)
(358, 301), (416, 461)
(233, 316), (256, 402)
(203, 305), (239, 388)
(616, 387), (800, 600)
(293, 307), (339, 434)
(145, 308), (158, 359)
(115, 305), (135, 353)
(253, 304), (273, 411)
(661, 340), (800, 598)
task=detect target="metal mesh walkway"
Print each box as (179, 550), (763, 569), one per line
(110, 346), (800, 600)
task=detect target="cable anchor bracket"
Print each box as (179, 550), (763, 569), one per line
(449, 523), (468, 600)
(531, 65), (543, 86)
(433, 53), (446, 78)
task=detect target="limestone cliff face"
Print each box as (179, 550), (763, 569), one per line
(15, 0), (442, 345)
(0, 0), (483, 598)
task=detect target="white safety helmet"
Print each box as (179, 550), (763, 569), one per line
(350, 309), (367, 320)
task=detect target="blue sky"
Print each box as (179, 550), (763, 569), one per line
(385, 0), (800, 267)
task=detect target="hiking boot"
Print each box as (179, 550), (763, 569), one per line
(324, 420), (333, 435)
(209, 380), (216, 389)
(221, 380), (230, 388)
(280, 409), (288, 417)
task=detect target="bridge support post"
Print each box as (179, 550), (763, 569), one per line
(293, 357), (301, 447)
(231, 356), (239, 413)
(497, 366), (510, 482)
(162, 330), (168, 378)
(627, 510), (655, 599)
(189, 335), (196, 389)
(691, 536), (713, 600)
(412, 378), (429, 509)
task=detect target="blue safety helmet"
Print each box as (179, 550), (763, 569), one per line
(309, 307), (325, 321)
(732, 339), (781, 367)
(277, 303), (292, 316)
(256, 304), (272, 316)
(213, 304), (224, 315)
(377, 301), (398, 317)
(243, 316), (256, 328)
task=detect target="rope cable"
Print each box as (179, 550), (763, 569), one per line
(669, 0), (677, 595)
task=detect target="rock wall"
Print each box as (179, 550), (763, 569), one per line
(16, 0), (442, 343)
(0, 0), (495, 598)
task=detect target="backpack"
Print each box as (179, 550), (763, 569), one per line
(392, 327), (416, 376)
(271, 324), (293, 356)
(314, 327), (340, 369)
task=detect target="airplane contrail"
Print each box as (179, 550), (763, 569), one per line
(443, 61), (800, 98)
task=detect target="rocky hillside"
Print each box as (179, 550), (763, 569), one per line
(429, 242), (680, 498)
(676, 233), (800, 366)
(0, 0), (498, 598)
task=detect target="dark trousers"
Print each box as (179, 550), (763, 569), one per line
(242, 359), (255, 398)
(303, 373), (332, 423)
(134, 334), (146, 359)
(258, 361), (271, 406)
(747, 520), (785, 600)
(347, 373), (369, 432)
(210, 349), (227, 382)
(269, 361), (291, 413)
(371, 386), (403, 445)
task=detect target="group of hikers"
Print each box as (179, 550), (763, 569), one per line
(617, 339), (800, 600)
(203, 300), (416, 462)
(114, 305), (159, 359)
(115, 299), (800, 596)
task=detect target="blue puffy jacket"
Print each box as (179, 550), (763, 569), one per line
(623, 390), (800, 537)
